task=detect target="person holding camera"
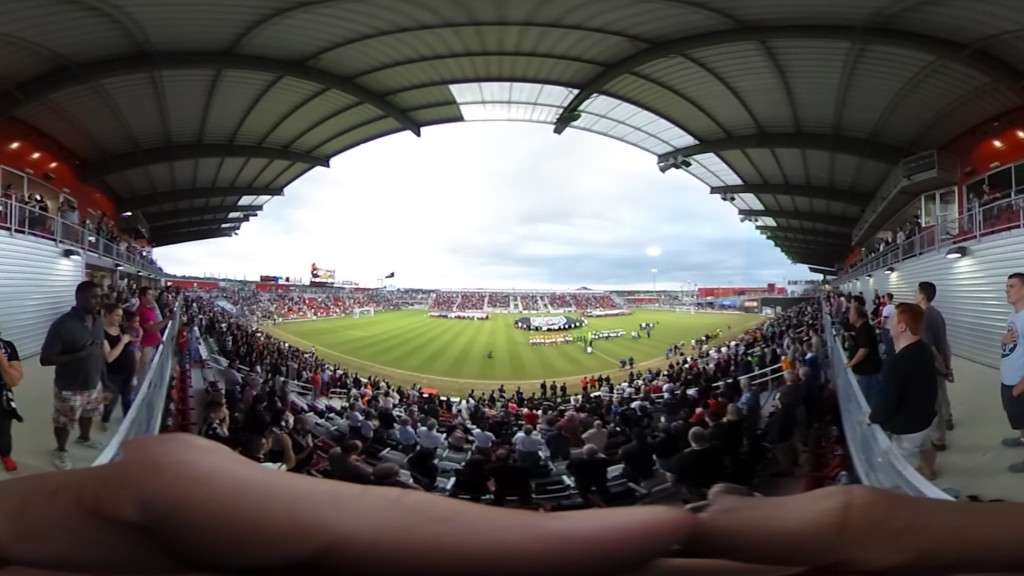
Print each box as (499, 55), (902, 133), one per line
(240, 430), (296, 471)
(40, 281), (108, 470)
(0, 328), (25, 472)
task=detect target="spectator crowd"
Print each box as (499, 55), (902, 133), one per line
(190, 289), (826, 507)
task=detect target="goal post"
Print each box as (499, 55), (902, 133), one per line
(353, 307), (375, 318)
(675, 306), (696, 315)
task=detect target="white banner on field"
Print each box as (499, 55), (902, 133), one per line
(585, 309), (631, 317)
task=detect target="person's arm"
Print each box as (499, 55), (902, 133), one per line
(39, 321), (94, 366)
(278, 433), (297, 471)
(103, 333), (131, 363)
(868, 366), (897, 425)
(0, 342), (23, 387)
(141, 312), (172, 337)
(844, 347), (868, 369)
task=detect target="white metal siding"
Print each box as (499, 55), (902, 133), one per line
(0, 234), (84, 357)
(841, 230), (1024, 370)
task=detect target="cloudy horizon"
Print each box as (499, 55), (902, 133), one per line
(154, 122), (814, 290)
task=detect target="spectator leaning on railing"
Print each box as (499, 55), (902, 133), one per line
(868, 303), (938, 480)
(136, 286), (174, 378)
(844, 304), (883, 408)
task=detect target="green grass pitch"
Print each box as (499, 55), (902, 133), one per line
(265, 309), (762, 395)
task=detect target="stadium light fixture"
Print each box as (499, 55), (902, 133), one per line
(646, 246), (662, 257)
(62, 248), (81, 260)
(945, 246), (967, 259)
(884, 266), (894, 275)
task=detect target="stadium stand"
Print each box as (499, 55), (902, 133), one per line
(184, 289), (825, 505)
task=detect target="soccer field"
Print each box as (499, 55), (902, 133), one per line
(265, 309), (762, 395)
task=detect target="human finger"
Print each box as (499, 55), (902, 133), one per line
(686, 485), (1024, 574)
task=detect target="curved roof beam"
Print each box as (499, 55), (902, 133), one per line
(144, 205), (262, 225)
(659, 133), (905, 169)
(710, 185), (870, 207)
(757, 226), (850, 244)
(154, 228), (234, 247)
(789, 255), (838, 267)
(741, 209), (857, 229)
(150, 217), (249, 236)
(555, 25), (1024, 131)
(80, 144), (327, 184)
(121, 187), (284, 211)
(771, 239), (848, 253)
(0, 53), (421, 137)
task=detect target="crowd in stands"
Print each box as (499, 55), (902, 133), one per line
(1, 184), (161, 271)
(426, 290), (620, 313)
(430, 291), (460, 311)
(488, 292), (511, 308)
(520, 294), (546, 311)
(454, 292), (487, 311)
(192, 289), (825, 506)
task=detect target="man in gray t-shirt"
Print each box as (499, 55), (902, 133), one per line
(916, 282), (953, 449)
(40, 281), (107, 470)
(1000, 274), (1024, 473)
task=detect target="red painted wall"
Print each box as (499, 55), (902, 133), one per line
(0, 119), (117, 219)
(255, 282), (292, 292)
(166, 279), (220, 291)
(943, 107), (1024, 181)
(697, 285), (784, 298)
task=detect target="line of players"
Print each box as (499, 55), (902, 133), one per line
(528, 328), (629, 346)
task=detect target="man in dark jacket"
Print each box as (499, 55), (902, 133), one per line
(869, 303), (938, 479)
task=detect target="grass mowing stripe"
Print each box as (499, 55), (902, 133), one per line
(268, 310), (764, 395)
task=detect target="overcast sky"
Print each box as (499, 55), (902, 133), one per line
(154, 122), (811, 290)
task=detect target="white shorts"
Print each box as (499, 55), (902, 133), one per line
(891, 424), (934, 468)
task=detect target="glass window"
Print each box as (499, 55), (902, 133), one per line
(965, 178), (985, 209)
(937, 187), (958, 236)
(1, 167), (26, 198)
(1014, 162), (1024, 197)
(921, 192), (937, 225)
(988, 165), (1013, 199)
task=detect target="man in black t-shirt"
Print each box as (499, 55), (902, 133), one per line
(0, 336), (24, 472)
(845, 305), (883, 407)
(869, 303), (938, 479)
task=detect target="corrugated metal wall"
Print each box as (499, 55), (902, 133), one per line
(0, 234), (83, 357)
(841, 230), (1024, 369)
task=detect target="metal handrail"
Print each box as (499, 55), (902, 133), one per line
(0, 182), (162, 276)
(92, 301), (181, 465)
(842, 193), (1024, 281)
(825, 315), (951, 499)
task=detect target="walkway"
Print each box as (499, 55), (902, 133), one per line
(1, 357), (123, 478)
(930, 355), (1024, 501)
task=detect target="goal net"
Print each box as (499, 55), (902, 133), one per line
(353, 307), (375, 318)
(675, 306), (696, 315)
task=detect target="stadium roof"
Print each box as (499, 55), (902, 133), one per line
(2, 1), (1022, 265)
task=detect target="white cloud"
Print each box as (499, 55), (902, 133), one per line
(154, 122), (812, 289)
